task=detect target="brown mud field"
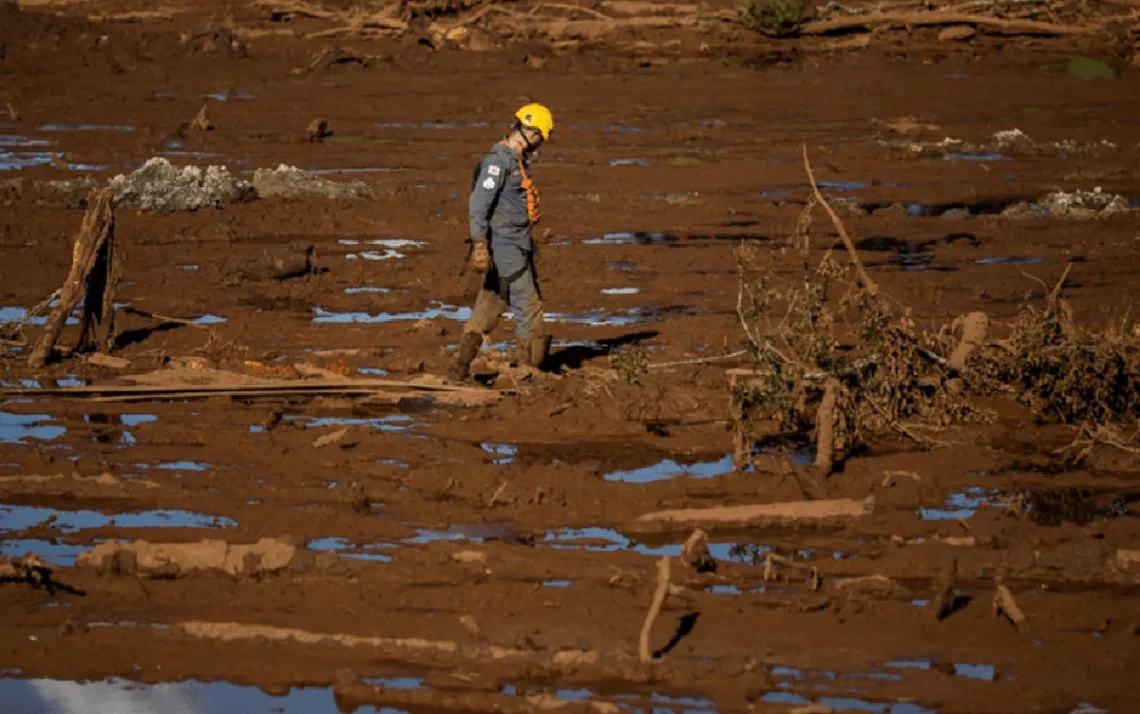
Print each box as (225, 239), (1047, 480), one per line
(2, 1), (1140, 712)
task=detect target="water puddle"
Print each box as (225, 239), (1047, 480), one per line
(308, 537), (395, 562)
(939, 152), (1005, 162)
(817, 180), (869, 193)
(0, 504), (237, 534)
(203, 91), (255, 101)
(542, 527), (770, 564)
(37, 124), (135, 132)
(918, 487), (1002, 520)
(0, 538), (86, 566)
(885, 659), (996, 681)
(0, 412), (66, 444)
(376, 121), (488, 130)
(345, 287), (390, 294)
(603, 454), (734, 483)
(584, 232), (677, 245)
(481, 443), (516, 465)
(607, 261), (637, 271)
(544, 308), (662, 327)
(975, 255), (1055, 266)
(341, 239), (425, 262)
(0, 135), (51, 147)
(147, 460), (210, 472)
(600, 287), (641, 295)
(542, 579), (574, 588)
(288, 415), (414, 433)
(193, 314), (226, 325)
(313, 303), (470, 324)
(176, 264), (200, 271)
(0, 677), (390, 714)
(609, 159), (656, 167)
(760, 690), (934, 714)
(358, 367), (389, 377)
(404, 522), (517, 545)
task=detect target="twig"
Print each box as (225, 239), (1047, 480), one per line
(647, 350), (747, 370)
(638, 556), (670, 663)
(487, 481), (509, 507)
(123, 306), (211, 330)
(865, 394), (942, 447)
(537, 2), (614, 22)
(802, 144), (879, 297)
(1048, 263), (1073, 304)
(799, 10), (1100, 36)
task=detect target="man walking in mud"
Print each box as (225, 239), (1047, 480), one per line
(449, 104), (554, 382)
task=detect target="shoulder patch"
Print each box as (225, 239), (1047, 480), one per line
(482, 177), (496, 190)
(487, 165), (501, 177)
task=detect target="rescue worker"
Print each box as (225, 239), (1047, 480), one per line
(449, 103), (554, 382)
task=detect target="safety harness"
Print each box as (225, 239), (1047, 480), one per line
(501, 141), (541, 226)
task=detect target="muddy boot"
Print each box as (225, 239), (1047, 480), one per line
(448, 332), (482, 382)
(529, 335), (552, 370)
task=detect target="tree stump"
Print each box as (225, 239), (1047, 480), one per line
(29, 189), (118, 368)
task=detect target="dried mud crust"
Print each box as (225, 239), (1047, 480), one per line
(2, 2), (1140, 713)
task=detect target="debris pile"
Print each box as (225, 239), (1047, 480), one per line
(1002, 188), (1134, 220)
(252, 164), (368, 200)
(108, 157), (253, 212)
(887, 129), (1117, 158)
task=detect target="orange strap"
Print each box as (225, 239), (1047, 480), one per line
(505, 143), (541, 226)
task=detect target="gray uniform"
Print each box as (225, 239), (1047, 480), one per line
(464, 143), (544, 344)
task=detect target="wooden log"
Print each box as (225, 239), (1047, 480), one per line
(629, 497), (873, 533)
(638, 556), (670, 663)
(29, 190), (116, 369)
(799, 11), (1100, 36)
(814, 378), (839, 470)
(949, 312), (989, 370)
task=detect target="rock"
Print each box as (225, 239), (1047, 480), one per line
(991, 128), (1033, 150)
(78, 538), (297, 578)
(251, 164), (368, 200)
(938, 26), (976, 42)
(189, 103), (213, 131)
(312, 427), (350, 449)
(452, 550), (487, 564)
(1002, 188), (1133, 220)
(306, 118), (331, 142)
(108, 157), (254, 212)
(87, 353), (130, 370)
(940, 207), (971, 222)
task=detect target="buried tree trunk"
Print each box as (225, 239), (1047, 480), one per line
(29, 190), (118, 369)
(629, 497), (873, 533)
(814, 378), (839, 470)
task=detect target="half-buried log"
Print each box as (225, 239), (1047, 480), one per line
(29, 189), (118, 368)
(629, 497), (873, 533)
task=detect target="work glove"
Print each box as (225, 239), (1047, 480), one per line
(470, 241), (491, 273)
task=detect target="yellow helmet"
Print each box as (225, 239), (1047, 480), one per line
(515, 103), (554, 141)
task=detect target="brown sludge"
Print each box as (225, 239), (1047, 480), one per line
(2, 0), (1140, 712)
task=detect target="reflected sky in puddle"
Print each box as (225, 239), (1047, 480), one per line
(0, 412), (66, 444)
(542, 527), (767, 563)
(817, 180), (869, 193)
(544, 308), (661, 327)
(603, 454), (734, 483)
(0, 505), (236, 533)
(600, 287), (641, 295)
(0, 135), (52, 147)
(37, 124), (135, 132)
(975, 255), (1055, 266)
(0, 677), (402, 714)
(345, 287), (390, 294)
(542, 579), (573, 588)
(761, 691), (935, 714)
(609, 158), (655, 167)
(313, 303), (470, 324)
(361, 677), (424, 691)
(608, 261), (638, 271)
(193, 314), (226, 326)
(289, 414), (414, 432)
(308, 537), (395, 562)
(376, 121), (488, 130)
(942, 152), (1005, 161)
(1, 304), (79, 326)
(481, 443), (516, 465)
(0, 538), (86, 566)
(918, 487), (1002, 520)
(204, 92), (255, 101)
(0, 151), (53, 171)
(584, 232), (675, 245)
(885, 659), (996, 681)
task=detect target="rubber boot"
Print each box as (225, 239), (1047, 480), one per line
(529, 335), (552, 370)
(448, 332), (482, 382)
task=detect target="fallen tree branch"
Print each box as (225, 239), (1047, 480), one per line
(629, 497), (874, 533)
(799, 10), (1101, 36)
(638, 556), (671, 663)
(803, 144), (878, 296)
(647, 350), (748, 370)
(123, 306), (211, 330)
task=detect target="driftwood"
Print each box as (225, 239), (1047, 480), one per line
(190, 103), (213, 131)
(814, 378), (839, 470)
(799, 10), (1100, 36)
(629, 497), (873, 533)
(29, 190), (118, 369)
(638, 556), (671, 663)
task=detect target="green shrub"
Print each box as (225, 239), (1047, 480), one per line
(735, 0), (805, 37)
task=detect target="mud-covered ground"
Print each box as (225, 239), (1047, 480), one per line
(2, 2), (1140, 713)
